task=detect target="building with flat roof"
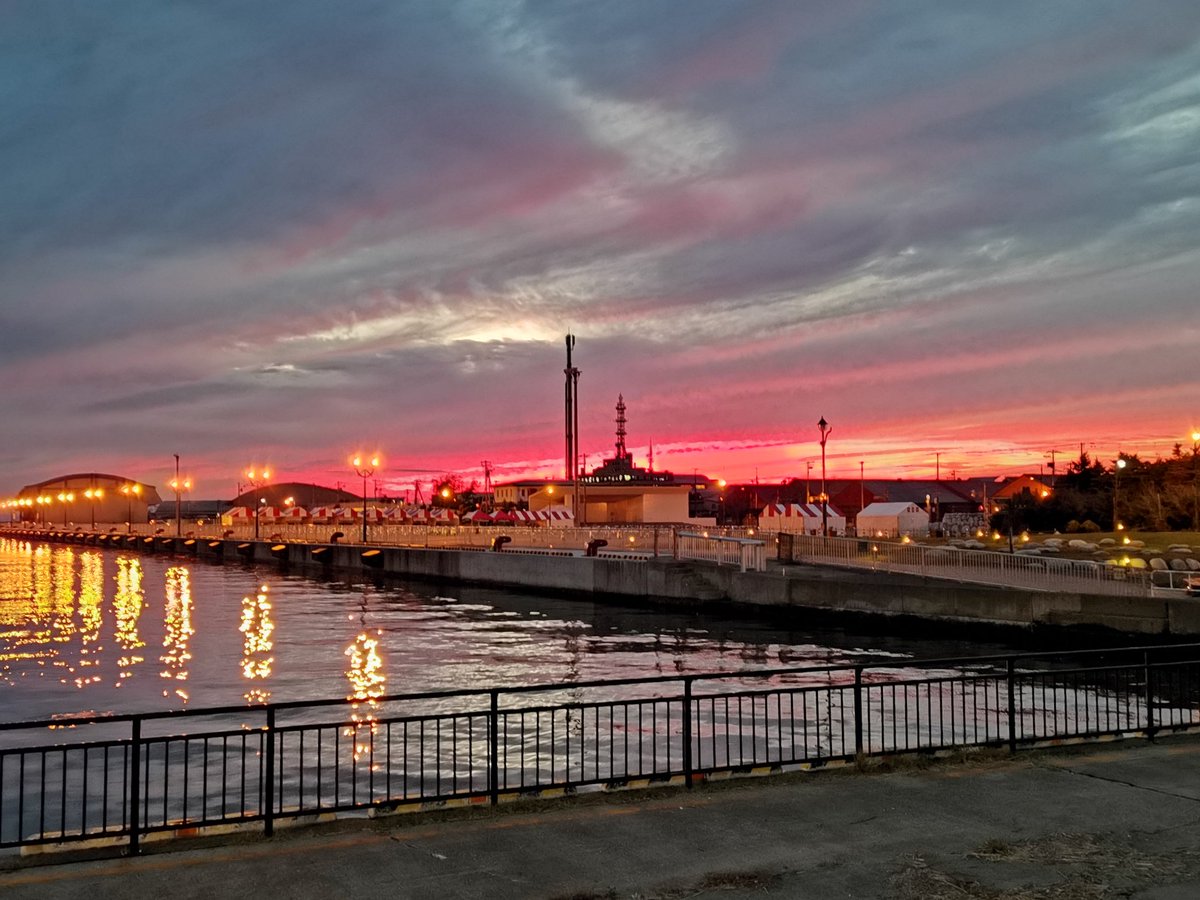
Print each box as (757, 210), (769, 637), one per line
(521, 395), (716, 525)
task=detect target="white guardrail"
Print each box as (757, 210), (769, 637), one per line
(13, 522), (769, 572)
(676, 532), (767, 572)
(778, 533), (1158, 597)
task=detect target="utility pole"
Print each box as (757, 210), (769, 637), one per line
(564, 335), (582, 524)
(480, 460), (493, 510)
(818, 417), (832, 537)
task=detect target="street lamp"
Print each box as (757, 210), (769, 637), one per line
(351, 454), (380, 543)
(56, 491), (75, 526)
(121, 483), (142, 533)
(84, 487), (104, 530)
(817, 417), (832, 536)
(1190, 431), (1200, 530)
(170, 455), (192, 537)
(245, 468), (271, 540)
(1113, 457), (1127, 530)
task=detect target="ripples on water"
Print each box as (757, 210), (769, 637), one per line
(0, 537), (1027, 724)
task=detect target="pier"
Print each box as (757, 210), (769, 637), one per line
(5, 524), (1200, 636)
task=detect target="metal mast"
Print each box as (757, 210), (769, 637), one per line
(564, 335), (582, 523)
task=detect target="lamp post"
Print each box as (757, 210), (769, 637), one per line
(1113, 457), (1127, 530)
(245, 467), (271, 540)
(121, 483), (142, 533)
(84, 487), (104, 530)
(351, 454), (380, 544)
(1190, 431), (1200, 530)
(859, 460), (865, 531)
(169, 455), (192, 537)
(56, 491), (74, 526)
(817, 417), (832, 536)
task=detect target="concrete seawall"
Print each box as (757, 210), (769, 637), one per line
(8, 528), (1200, 636)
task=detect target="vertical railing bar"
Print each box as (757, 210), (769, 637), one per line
(1007, 658), (1017, 752)
(129, 718), (141, 855)
(264, 707), (276, 836)
(853, 668), (863, 757)
(1145, 650), (1156, 738)
(682, 678), (693, 788)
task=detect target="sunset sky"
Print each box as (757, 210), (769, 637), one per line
(2, 2), (1199, 499)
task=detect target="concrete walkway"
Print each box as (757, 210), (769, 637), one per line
(5, 736), (1200, 899)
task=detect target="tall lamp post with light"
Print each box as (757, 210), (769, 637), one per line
(817, 417), (832, 536)
(121, 483), (142, 533)
(170, 454), (192, 537)
(56, 491), (75, 526)
(1190, 431), (1200, 530)
(351, 454), (380, 544)
(245, 467), (270, 540)
(1113, 457), (1127, 530)
(84, 487), (104, 530)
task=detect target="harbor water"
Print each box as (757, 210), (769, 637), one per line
(0, 537), (1033, 725)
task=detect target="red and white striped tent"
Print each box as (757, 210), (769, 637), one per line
(308, 506), (336, 522)
(511, 509), (573, 524)
(490, 510), (518, 523)
(426, 507), (459, 524)
(258, 506), (284, 520)
(461, 509), (493, 523)
(381, 506), (408, 522)
(760, 503), (846, 535)
(281, 506), (308, 520)
(352, 507), (385, 522)
(224, 506), (253, 519)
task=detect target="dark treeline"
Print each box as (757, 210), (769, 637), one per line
(992, 448), (1200, 534)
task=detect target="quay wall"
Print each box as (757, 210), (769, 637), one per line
(6, 528), (1198, 636)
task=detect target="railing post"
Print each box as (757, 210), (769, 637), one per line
(683, 677), (694, 789)
(489, 689), (500, 806)
(264, 706), (276, 836)
(1006, 657), (1017, 754)
(128, 716), (141, 855)
(853, 667), (864, 757)
(1144, 650), (1156, 739)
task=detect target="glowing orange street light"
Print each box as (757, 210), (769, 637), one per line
(120, 483), (142, 533)
(351, 454), (381, 543)
(246, 467), (271, 540)
(84, 487), (105, 530)
(56, 491), (75, 526)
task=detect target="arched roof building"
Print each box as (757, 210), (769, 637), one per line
(15, 473), (161, 526)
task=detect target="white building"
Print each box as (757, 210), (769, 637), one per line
(856, 502), (930, 538)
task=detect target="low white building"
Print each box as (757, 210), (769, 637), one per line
(856, 502), (930, 538)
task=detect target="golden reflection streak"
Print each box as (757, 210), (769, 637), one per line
(344, 631), (386, 762)
(72, 552), (105, 689)
(240, 584), (274, 705)
(160, 566), (194, 704)
(0, 539), (38, 684)
(114, 557), (145, 685)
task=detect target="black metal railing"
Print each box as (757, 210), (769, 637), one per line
(3, 643), (1200, 852)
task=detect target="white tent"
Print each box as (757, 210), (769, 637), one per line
(760, 502), (846, 536)
(856, 502), (930, 538)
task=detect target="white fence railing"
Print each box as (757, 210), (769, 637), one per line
(778, 533), (1155, 597)
(676, 532), (767, 572)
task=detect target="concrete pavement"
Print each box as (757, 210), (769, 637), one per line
(4, 736), (1200, 899)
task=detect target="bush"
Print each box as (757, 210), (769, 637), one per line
(1065, 520), (1081, 533)
(1079, 520), (1101, 533)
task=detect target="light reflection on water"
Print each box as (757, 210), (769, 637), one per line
(0, 537), (1028, 725)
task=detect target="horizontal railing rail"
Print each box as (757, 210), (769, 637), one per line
(778, 533), (1157, 597)
(3, 643), (1200, 853)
